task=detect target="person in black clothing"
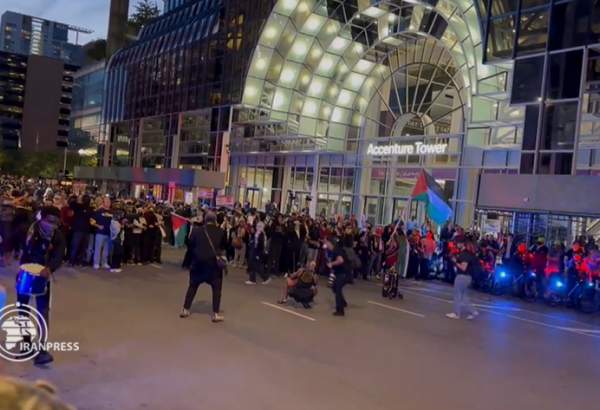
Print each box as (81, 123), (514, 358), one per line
(326, 236), (350, 316)
(246, 222), (270, 285)
(446, 241), (479, 320)
(68, 195), (91, 266)
(180, 212), (226, 322)
(142, 207), (159, 264)
(266, 216), (284, 276)
(18, 206), (66, 365)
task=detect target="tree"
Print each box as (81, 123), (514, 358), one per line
(129, 0), (160, 33)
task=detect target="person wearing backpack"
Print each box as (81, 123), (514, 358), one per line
(180, 212), (227, 323)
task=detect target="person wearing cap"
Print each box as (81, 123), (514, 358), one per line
(180, 211), (227, 322)
(18, 206), (66, 365)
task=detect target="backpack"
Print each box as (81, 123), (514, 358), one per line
(344, 246), (362, 270)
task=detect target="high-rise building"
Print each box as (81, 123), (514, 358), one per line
(0, 11), (89, 66)
(98, 0), (600, 240)
(0, 51), (76, 151)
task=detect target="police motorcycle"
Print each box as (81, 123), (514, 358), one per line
(510, 244), (538, 301)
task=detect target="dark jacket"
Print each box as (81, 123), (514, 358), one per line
(20, 222), (66, 273)
(188, 222), (226, 272)
(71, 203), (91, 233)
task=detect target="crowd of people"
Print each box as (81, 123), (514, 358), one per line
(1, 175), (600, 365)
(0, 176), (189, 273)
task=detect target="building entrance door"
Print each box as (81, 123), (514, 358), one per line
(392, 198), (408, 222)
(364, 196), (384, 225)
(245, 187), (260, 209)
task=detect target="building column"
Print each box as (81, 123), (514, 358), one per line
(309, 153), (319, 218)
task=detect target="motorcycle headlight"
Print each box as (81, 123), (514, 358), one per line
(499, 271), (507, 279)
(555, 280), (564, 289)
(529, 272), (537, 278)
(588, 281), (594, 288)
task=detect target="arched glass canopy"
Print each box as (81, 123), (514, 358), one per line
(240, 0), (502, 151)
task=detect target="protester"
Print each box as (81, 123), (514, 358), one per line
(446, 240), (479, 320)
(326, 236), (350, 317)
(180, 211), (226, 322)
(92, 197), (112, 270)
(17, 205), (66, 365)
(246, 221), (270, 285)
(278, 260), (318, 308)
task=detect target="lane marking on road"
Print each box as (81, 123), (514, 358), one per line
(150, 264), (163, 269)
(367, 301), (426, 318)
(261, 302), (316, 322)
(473, 303), (523, 312)
(399, 286), (600, 337)
(477, 307), (600, 339)
(400, 284), (597, 326)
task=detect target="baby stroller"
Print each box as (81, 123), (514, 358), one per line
(382, 267), (403, 300)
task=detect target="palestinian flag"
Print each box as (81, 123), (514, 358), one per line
(411, 170), (453, 225)
(172, 213), (189, 248)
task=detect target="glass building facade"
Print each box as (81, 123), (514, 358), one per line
(71, 61), (105, 155)
(103, 0), (600, 240)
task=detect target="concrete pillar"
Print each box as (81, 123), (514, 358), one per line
(107, 0), (130, 59)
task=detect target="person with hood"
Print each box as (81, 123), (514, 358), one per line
(18, 206), (65, 365)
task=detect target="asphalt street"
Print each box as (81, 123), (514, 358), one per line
(1, 248), (600, 410)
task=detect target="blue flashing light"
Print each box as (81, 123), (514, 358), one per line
(530, 271), (537, 278)
(499, 271), (507, 279)
(588, 281), (594, 288)
(555, 280), (564, 289)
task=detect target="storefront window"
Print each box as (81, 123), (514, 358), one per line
(342, 168), (354, 193)
(330, 168), (342, 193)
(369, 167), (387, 195)
(319, 167), (330, 192)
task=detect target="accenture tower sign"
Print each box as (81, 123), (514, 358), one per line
(366, 142), (448, 156)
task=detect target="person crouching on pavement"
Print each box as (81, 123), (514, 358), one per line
(180, 212), (226, 322)
(278, 260), (318, 308)
(18, 206), (66, 365)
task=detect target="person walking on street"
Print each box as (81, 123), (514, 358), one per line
(180, 212), (226, 322)
(326, 236), (350, 317)
(447, 240), (479, 320)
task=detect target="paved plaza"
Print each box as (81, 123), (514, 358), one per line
(2, 249), (600, 410)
